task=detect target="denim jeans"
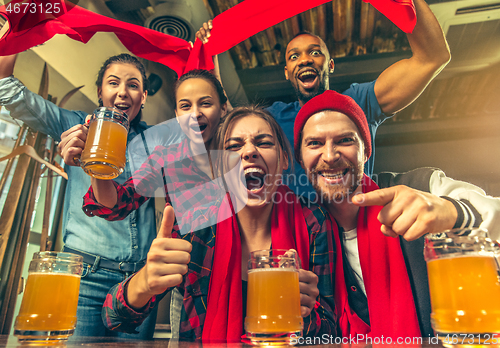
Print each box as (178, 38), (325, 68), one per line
(169, 287), (182, 339)
(71, 262), (158, 339)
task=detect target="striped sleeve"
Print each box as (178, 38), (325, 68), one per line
(440, 196), (482, 231)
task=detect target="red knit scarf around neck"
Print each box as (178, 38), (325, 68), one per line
(202, 185), (309, 342)
(333, 175), (421, 339)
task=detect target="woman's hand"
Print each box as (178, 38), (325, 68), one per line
(0, 54), (17, 79)
(298, 269), (320, 317)
(58, 115), (91, 166)
(57, 123), (89, 166)
(127, 205), (192, 309)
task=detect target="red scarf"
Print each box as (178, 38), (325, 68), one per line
(333, 175), (421, 339)
(202, 185), (309, 342)
(0, 0), (416, 75)
(206, 0), (416, 55)
(0, 0), (207, 76)
(363, 0), (416, 35)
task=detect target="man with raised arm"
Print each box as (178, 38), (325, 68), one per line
(199, 0), (450, 196)
(273, 0), (450, 195)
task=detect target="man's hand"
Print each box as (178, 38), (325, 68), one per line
(196, 20), (212, 44)
(352, 185), (457, 241)
(127, 205), (192, 309)
(195, 20), (231, 111)
(299, 269), (319, 317)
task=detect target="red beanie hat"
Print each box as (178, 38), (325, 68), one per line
(294, 90), (371, 161)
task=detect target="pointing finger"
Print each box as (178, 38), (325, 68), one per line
(352, 187), (397, 207)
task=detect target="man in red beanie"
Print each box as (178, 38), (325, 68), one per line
(266, 0), (451, 197)
(293, 90), (500, 339)
(198, 0), (451, 197)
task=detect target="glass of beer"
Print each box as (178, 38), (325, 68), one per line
(80, 107), (129, 179)
(14, 252), (83, 343)
(245, 249), (303, 345)
(424, 228), (500, 344)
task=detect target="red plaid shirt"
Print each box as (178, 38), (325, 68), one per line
(102, 197), (337, 339)
(83, 138), (225, 231)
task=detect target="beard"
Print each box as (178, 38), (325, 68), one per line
(306, 159), (364, 204)
(291, 70), (329, 104)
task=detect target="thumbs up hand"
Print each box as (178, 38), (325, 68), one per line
(126, 205), (192, 309)
(157, 203), (175, 239)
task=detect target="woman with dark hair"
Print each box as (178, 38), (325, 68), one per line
(100, 106), (336, 341)
(0, 53), (163, 338)
(81, 69), (228, 228)
(94, 54), (149, 127)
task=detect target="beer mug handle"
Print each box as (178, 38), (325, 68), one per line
(73, 156), (82, 167)
(494, 241), (500, 282)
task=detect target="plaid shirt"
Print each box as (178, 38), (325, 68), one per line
(83, 138), (225, 229)
(103, 196), (337, 339)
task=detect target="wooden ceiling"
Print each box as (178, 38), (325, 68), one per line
(200, 0), (500, 126)
(203, 0), (410, 70)
(102, 0), (499, 127)
(394, 59), (500, 122)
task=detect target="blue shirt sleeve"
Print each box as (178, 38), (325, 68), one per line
(342, 80), (392, 127)
(0, 76), (88, 141)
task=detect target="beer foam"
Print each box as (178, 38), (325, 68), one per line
(427, 253), (497, 262)
(248, 267), (297, 273)
(29, 272), (81, 278)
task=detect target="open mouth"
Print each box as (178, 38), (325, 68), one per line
(244, 167), (266, 192)
(190, 122), (207, 133)
(297, 70), (318, 90)
(114, 103), (131, 114)
(318, 168), (349, 184)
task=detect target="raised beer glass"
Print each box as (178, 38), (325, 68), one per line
(424, 228), (500, 344)
(245, 249), (303, 345)
(14, 252), (83, 343)
(80, 107), (129, 179)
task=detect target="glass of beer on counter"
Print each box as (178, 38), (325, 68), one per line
(424, 228), (500, 344)
(79, 107), (129, 179)
(14, 252), (83, 343)
(245, 249), (303, 345)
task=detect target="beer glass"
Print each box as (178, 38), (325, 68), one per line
(80, 107), (129, 179)
(245, 249), (303, 345)
(424, 228), (500, 344)
(14, 252), (83, 343)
